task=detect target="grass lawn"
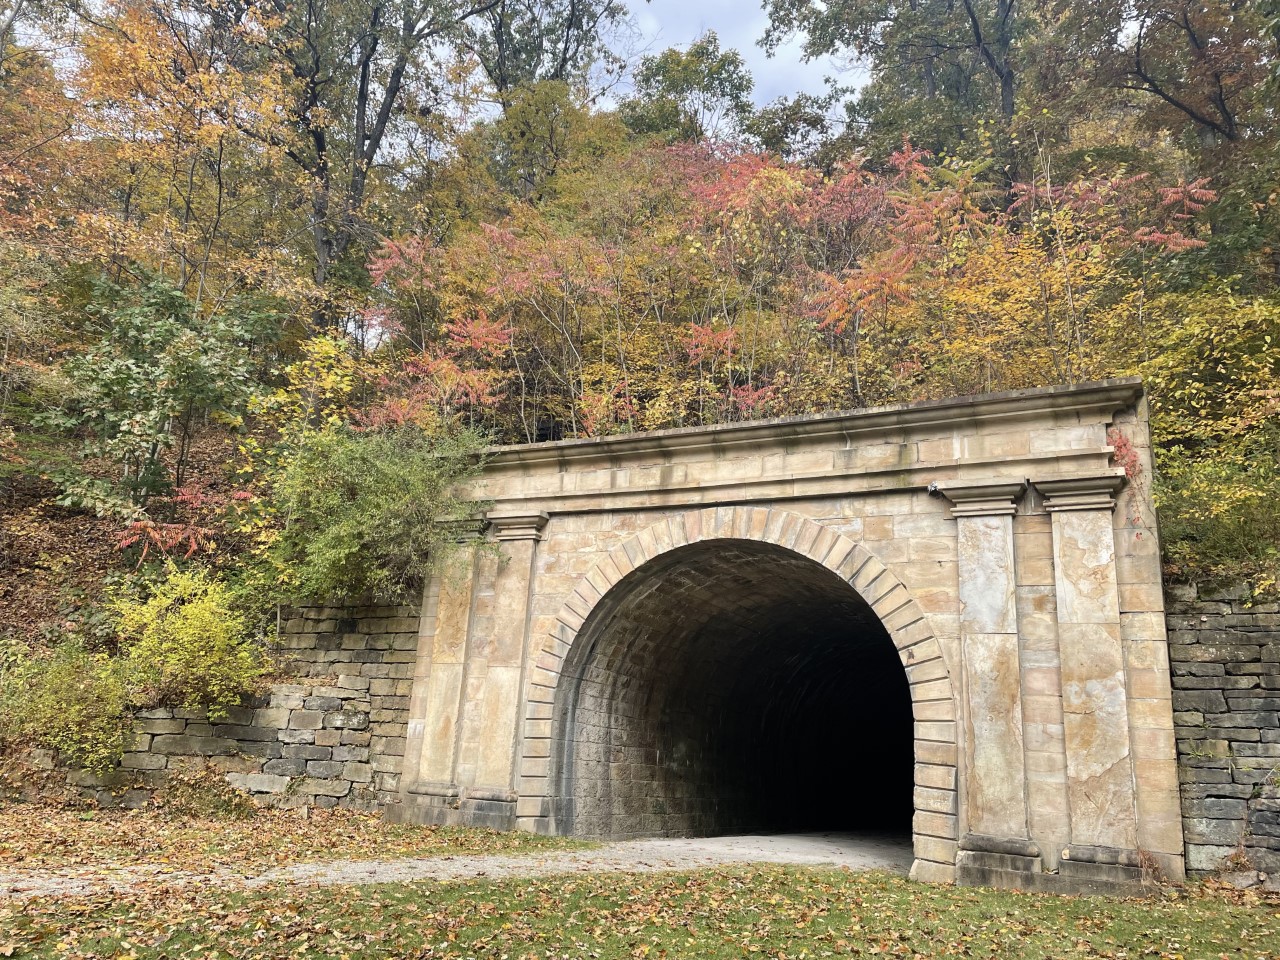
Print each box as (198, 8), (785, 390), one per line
(1, 867), (1276, 959)
(0, 803), (584, 872)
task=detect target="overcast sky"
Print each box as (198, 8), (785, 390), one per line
(623, 0), (863, 106)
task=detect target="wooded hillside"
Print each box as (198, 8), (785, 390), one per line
(1, 0), (1277, 729)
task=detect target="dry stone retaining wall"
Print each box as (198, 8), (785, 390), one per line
(14, 601), (418, 811)
(1168, 584), (1280, 873)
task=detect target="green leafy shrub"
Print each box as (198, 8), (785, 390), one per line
(111, 566), (266, 718)
(1142, 294), (1280, 595)
(39, 276), (260, 513)
(264, 425), (489, 603)
(0, 641), (129, 775)
(1156, 431), (1280, 596)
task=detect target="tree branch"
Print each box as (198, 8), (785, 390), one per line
(1131, 21), (1237, 141)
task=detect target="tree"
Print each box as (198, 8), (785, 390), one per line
(78, 0), (532, 319)
(41, 278), (260, 513)
(0, 0), (28, 70)
(224, 0), (511, 310)
(483, 79), (627, 198)
(619, 32), (755, 142)
(743, 92), (833, 162)
(1117, 0), (1271, 146)
(459, 0), (628, 106)
(761, 0), (1023, 132)
(69, 0), (289, 307)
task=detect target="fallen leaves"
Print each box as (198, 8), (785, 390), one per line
(0, 806), (1275, 959)
(0, 803), (577, 873)
(0, 866), (1275, 960)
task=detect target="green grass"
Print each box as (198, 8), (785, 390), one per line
(1, 867), (1276, 959)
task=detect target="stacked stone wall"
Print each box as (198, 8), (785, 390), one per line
(9, 600), (418, 812)
(275, 600), (418, 801)
(1167, 585), (1280, 872)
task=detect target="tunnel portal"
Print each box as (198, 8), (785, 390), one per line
(550, 539), (914, 839)
(395, 382), (1187, 889)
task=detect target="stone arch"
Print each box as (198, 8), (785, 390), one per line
(516, 506), (959, 880)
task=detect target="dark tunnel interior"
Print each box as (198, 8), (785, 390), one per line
(550, 539), (915, 839)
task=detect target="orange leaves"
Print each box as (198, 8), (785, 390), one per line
(41, 0), (300, 306)
(683, 323), (735, 367)
(116, 519), (216, 564)
(370, 136), (1235, 438)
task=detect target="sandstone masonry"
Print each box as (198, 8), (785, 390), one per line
(395, 380), (1185, 894)
(16, 381), (1263, 896)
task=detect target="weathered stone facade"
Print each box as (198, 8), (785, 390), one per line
(394, 380), (1184, 893)
(10, 601), (415, 811)
(1167, 584), (1280, 873)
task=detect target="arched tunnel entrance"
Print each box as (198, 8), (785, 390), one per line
(550, 538), (915, 840)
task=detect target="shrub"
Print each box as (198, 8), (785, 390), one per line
(0, 641), (129, 775)
(111, 566), (266, 718)
(40, 276), (259, 512)
(265, 425), (489, 603)
(1156, 431), (1280, 596)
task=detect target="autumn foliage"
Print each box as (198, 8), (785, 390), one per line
(0, 0), (1278, 671)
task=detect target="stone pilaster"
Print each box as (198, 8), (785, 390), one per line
(1033, 472), (1139, 856)
(935, 480), (1030, 844)
(468, 512), (548, 795)
(402, 550), (477, 798)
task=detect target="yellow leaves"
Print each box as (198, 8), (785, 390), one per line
(1140, 294), (1280, 445)
(248, 336), (367, 440)
(54, 0), (298, 301)
(864, 218), (1152, 400)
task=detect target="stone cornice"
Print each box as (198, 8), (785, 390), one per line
(471, 448), (1115, 516)
(1032, 471), (1127, 513)
(931, 479), (1027, 517)
(482, 379), (1144, 472)
(486, 511), (550, 541)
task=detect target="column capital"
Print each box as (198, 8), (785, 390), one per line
(1031, 471), (1126, 513)
(930, 478), (1026, 517)
(486, 510), (550, 541)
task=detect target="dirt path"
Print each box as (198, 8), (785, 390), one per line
(0, 832), (912, 900)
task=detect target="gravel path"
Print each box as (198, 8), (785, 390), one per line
(0, 832), (912, 900)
